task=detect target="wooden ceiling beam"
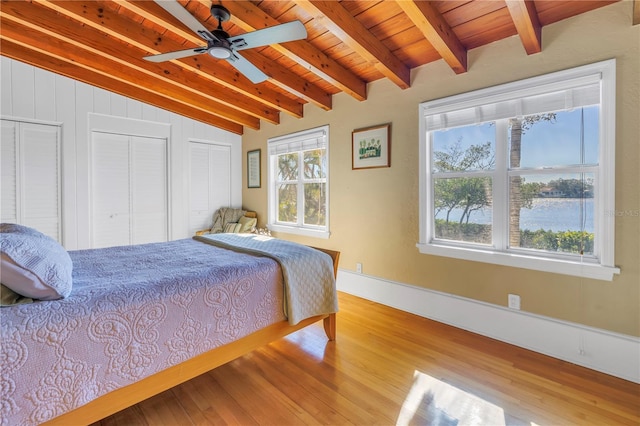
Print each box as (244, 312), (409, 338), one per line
(219, 0), (367, 101)
(0, 11), (260, 129)
(395, 0), (467, 74)
(505, 0), (542, 54)
(119, 0), (318, 115)
(182, 0), (331, 111)
(40, 0), (297, 121)
(0, 38), (243, 134)
(296, 0), (410, 89)
(239, 49), (332, 111)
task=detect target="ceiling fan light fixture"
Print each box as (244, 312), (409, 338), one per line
(209, 46), (232, 59)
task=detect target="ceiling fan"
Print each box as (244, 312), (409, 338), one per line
(143, 0), (307, 84)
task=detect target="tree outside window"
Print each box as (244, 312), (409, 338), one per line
(268, 126), (329, 238)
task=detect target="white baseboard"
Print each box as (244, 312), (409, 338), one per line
(336, 270), (640, 384)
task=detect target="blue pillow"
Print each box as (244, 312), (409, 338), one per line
(0, 223), (72, 301)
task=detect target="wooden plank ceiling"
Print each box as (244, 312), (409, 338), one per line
(0, 0), (621, 135)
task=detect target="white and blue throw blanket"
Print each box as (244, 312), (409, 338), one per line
(195, 233), (338, 325)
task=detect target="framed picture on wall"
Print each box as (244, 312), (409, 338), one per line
(247, 149), (261, 188)
(352, 123), (391, 169)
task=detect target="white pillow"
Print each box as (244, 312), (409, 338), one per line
(0, 223), (73, 301)
(0, 254), (55, 300)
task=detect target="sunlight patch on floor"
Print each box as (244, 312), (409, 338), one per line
(397, 370), (509, 426)
(282, 324), (327, 361)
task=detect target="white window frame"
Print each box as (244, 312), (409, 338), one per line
(267, 125), (330, 239)
(417, 60), (619, 281)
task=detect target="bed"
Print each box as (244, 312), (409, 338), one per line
(0, 225), (339, 426)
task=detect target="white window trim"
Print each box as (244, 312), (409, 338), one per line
(267, 125), (330, 239)
(417, 59), (619, 281)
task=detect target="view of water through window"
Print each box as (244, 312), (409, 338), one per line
(436, 198), (594, 233)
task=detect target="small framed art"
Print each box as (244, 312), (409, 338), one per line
(352, 123), (391, 170)
(247, 149), (261, 188)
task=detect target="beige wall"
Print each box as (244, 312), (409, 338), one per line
(242, 2), (640, 337)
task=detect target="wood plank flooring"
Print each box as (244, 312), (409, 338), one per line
(94, 292), (639, 425)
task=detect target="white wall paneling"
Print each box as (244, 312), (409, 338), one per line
(1, 56), (242, 249)
(10, 60), (35, 119)
(1, 57), (13, 115)
(33, 68), (56, 121)
(74, 82), (92, 249)
(54, 74), (77, 248)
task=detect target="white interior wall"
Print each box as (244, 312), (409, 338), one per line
(0, 56), (242, 250)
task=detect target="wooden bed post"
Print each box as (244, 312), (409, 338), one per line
(323, 313), (336, 341)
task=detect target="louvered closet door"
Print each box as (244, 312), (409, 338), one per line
(1, 120), (18, 224)
(188, 141), (231, 235)
(1, 119), (61, 242)
(131, 136), (167, 245)
(91, 132), (168, 248)
(91, 132), (131, 248)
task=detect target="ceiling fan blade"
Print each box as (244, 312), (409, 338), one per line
(154, 0), (216, 41)
(143, 48), (205, 62)
(229, 21), (307, 51)
(226, 53), (269, 84)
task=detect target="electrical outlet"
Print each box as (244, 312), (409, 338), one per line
(356, 262), (362, 274)
(508, 294), (521, 310)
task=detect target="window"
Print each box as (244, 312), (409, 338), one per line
(267, 125), (329, 238)
(418, 60), (619, 280)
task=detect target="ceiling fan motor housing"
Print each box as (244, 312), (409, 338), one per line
(210, 4), (231, 23)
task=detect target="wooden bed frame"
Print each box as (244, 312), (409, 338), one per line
(43, 247), (340, 425)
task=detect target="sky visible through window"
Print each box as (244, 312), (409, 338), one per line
(433, 106), (599, 176)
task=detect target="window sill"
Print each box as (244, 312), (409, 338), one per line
(416, 242), (620, 281)
(269, 224), (330, 239)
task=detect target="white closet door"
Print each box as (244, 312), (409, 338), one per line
(209, 143), (231, 209)
(21, 124), (61, 239)
(91, 132), (131, 248)
(189, 142), (211, 233)
(91, 132), (168, 248)
(188, 141), (231, 234)
(131, 136), (167, 245)
(1, 119), (61, 242)
(1, 120), (18, 224)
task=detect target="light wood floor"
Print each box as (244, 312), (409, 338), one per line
(94, 292), (639, 425)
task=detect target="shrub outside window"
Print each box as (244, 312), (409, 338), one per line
(268, 126), (329, 239)
(418, 60), (619, 280)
